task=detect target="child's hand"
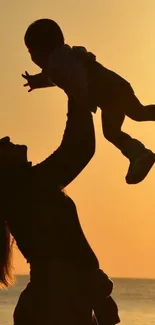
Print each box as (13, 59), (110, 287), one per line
(22, 71), (54, 91)
(22, 71), (40, 92)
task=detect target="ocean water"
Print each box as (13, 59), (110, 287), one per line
(0, 276), (155, 325)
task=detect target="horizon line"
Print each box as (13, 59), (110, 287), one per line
(15, 274), (155, 280)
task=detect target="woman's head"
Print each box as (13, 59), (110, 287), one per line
(0, 137), (28, 167)
(24, 19), (65, 68)
(0, 137), (28, 288)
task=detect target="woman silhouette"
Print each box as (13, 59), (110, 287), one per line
(0, 100), (119, 325)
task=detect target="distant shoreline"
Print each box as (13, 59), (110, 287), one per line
(14, 274), (155, 280)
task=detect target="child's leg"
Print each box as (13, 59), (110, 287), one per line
(101, 108), (145, 159)
(123, 86), (155, 121)
(101, 108), (155, 184)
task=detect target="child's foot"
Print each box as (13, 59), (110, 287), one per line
(126, 149), (155, 184)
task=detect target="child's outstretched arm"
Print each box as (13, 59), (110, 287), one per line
(22, 71), (55, 92)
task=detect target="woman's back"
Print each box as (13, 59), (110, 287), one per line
(6, 166), (98, 271)
(6, 167), (99, 325)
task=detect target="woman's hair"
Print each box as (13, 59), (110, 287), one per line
(0, 217), (14, 288)
(0, 136), (27, 289)
(24, 18), (65, 53)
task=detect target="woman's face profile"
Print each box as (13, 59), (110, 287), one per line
(0, 137), (28, 165)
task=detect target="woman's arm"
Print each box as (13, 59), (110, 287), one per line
(32, 99), (95, 188)
(32, 45), (96, 188)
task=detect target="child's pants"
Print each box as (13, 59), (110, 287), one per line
(101, 84), (155, 160)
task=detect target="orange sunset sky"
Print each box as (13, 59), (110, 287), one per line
(1, 0), (155, 278)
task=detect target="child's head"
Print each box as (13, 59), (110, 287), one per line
(24, 19), (65, 68)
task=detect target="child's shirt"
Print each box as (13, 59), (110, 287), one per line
(44, 44), (131, 112)
(45, 44), (97, 112)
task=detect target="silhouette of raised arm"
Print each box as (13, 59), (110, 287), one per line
(32, 99), (95, 188)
